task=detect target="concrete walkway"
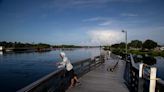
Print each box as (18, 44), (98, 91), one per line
(67, 58), (129, 92)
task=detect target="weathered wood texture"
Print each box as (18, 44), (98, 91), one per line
(67, 58), (129, 92)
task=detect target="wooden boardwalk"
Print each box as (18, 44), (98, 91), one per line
(67, 57), (129, 92)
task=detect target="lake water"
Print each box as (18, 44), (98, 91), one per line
(0, 48), (100, 92)
(154, 57), (164, 80)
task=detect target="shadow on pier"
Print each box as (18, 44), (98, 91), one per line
(67, 56), (129, 92)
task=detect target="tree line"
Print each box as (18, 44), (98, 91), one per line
(0, 41), (51, 49)
(0, 39), (160, 50)
(52, 45), (82, 48)
(0, 41), (84, 49)
(111, 39), (158, 50)
(108, 39), (164, 57)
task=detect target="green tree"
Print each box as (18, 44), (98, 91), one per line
(111, 42), (125, 49)
(128, 40), (142, 48)
(142, 39), (157, 50)
(119, 42), (126, 48)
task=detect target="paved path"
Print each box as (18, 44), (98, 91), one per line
(67, 58), (129, 92)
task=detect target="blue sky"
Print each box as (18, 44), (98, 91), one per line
(0, 0), (164, 45)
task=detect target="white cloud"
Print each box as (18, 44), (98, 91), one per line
(71, 0), (109, 5)
(99, 21), (112, 26)
(42, 0), (145, 10)
(82, 17), (107, 22)
(88, 30), (124, 45)
(121, 13), (138, 17)
(83, 17), (113, 26)
(42, 0), (109, 10)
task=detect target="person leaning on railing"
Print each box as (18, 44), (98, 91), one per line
(57, 52), (80, 88)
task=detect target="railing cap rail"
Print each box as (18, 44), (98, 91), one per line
(72, 58), (91, 65)
(129, 54), (139, 70)
(17, 57), (93, 92)
(17, 69), (64, 92)
(157, 78), (164, 85)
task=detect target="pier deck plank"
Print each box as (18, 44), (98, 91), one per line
(67, 58), (129, 92)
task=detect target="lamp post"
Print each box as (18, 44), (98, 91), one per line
(122, 30), (127, 60)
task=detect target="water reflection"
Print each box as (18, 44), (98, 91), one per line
(0, 51), (3, 55)
(133, 54), (156, 65)
(155, 57), (164, 80)
(133, 54), (164, 79)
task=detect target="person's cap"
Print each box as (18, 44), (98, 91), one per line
(60, 52), (66, 57)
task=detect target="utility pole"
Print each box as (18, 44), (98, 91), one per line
(122, 30), (127, 60)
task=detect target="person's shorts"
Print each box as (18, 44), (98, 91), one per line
(68, 69), (76, 78)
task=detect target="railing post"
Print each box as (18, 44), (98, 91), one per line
(149, 67), (157, 92)
(89, 59), (91, 71)
(81, 62), (84, 73)
(139, 63), (143, 78)
(138, 63), (144, 92)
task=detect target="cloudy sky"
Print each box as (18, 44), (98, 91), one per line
(0, 0), (164, 45)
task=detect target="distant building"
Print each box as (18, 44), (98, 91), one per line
(155, 46), (164, 51)
(154, 47), (160, 51)
(0, 46), (3, 55)
(129, 47), (141, 50)
(160, 46), (164, 51)
(0, 46), (3, 51)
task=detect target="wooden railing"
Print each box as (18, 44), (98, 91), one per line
(17, 55), (105, 92)
(124, 54), (164, 92)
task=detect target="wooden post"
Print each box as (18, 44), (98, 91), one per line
(138, 63), (144, 92)
(149, 67), (157, 92)
(89, 60), (91, 71)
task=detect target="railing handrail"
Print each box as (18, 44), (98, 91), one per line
(128, 53), (164, 92)
(129, 54), (139, 70)
(17, 69), (64, 92)
(72, 58), (92, 66)
(157, 78), (164, 85)
(17, 55), (103, 92)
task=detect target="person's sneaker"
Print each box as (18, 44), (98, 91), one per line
(77, 81), (80, 84)
(69, 85), (74, 89)
(75, 82), (81, 86)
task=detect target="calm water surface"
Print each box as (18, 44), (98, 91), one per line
(0, 48), (100, 92)
(155, 57), (164, 80)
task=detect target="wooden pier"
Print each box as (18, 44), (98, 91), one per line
(17, 53), (164, 92)
(67, 57), (129, 92)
